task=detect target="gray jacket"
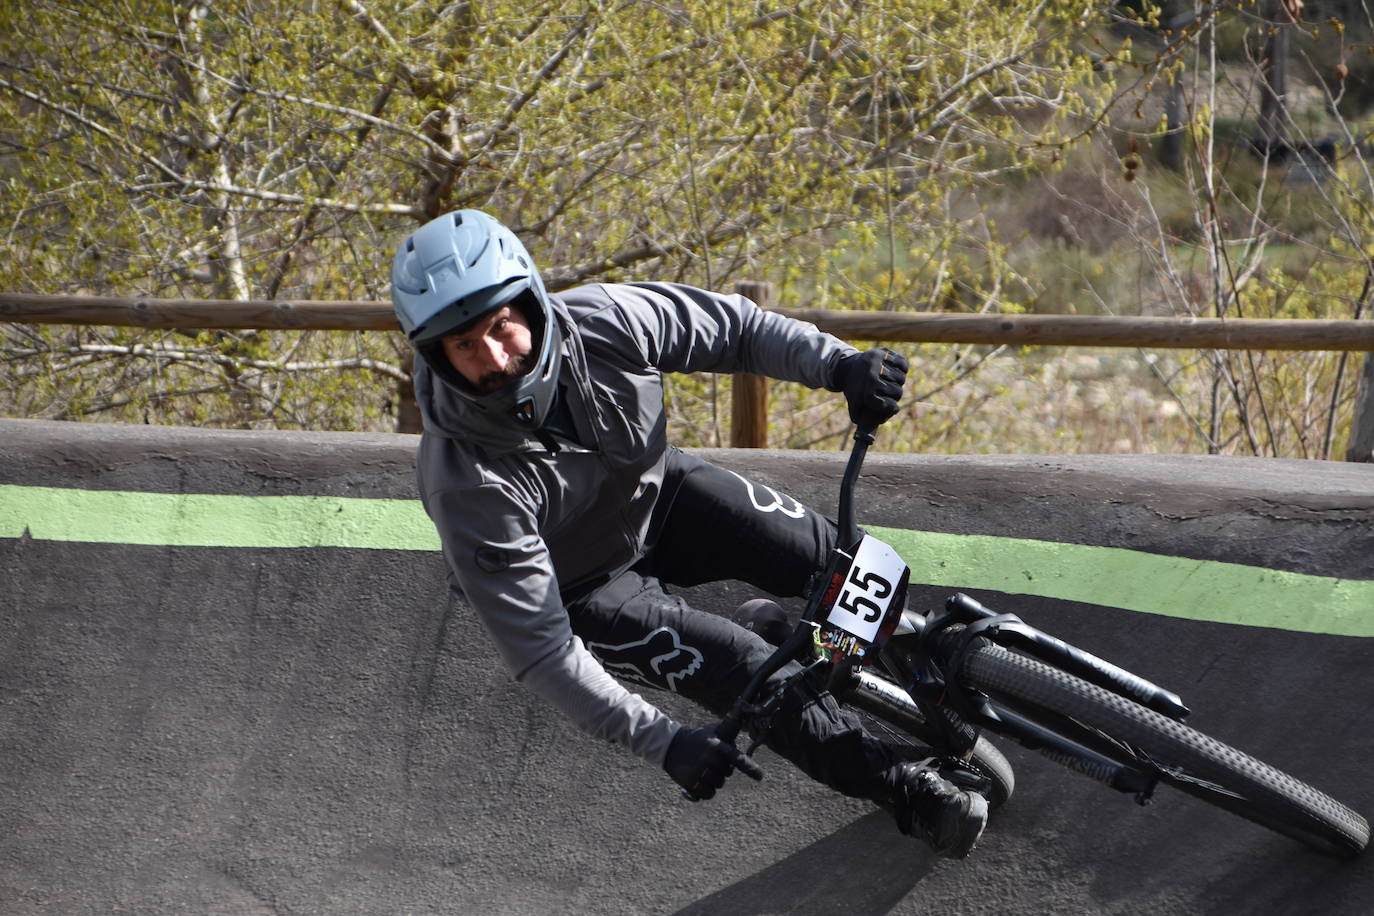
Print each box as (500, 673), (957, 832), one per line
(414, 282), (852, 765)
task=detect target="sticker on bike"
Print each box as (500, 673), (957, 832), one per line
(587, 627), (704, 691)
(826, 534), (907, 644)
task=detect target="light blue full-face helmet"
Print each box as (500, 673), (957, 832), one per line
(392, 209), (562, 429)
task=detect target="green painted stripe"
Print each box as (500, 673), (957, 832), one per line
(870, 525), (1374, 639)
(2, 485), (1369, 636)
(0, 484), (441, 552)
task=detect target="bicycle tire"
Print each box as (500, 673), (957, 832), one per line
(961, 643), (1369, 857)
(843, 669), (1016, 808)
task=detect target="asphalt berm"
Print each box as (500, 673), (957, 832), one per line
(2, 418), (1372, 914)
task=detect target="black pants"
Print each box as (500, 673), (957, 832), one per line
(564, 448), (900, 800)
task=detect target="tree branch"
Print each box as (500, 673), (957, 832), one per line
(0, 75), (422, 217)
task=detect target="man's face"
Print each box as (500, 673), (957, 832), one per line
(440, 305), (534, 393)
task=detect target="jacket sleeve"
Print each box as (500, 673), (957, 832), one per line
(426, 481), (573, 677)
(521, 637), (681, 766)
(590, 282), (857, 388)
(423, 478), (680, 765)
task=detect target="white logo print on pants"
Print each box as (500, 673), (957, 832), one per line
(725, 469), (806, 519)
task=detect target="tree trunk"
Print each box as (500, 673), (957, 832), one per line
(1347, 353), (1374, 462)
(1256, 0), (1293, 162)
(1158, 2), (1192, 172)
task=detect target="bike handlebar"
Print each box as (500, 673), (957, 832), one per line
(713, 422), (879, 749)
(837, 423), (877, 551)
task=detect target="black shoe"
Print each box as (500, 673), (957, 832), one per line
(886, 761), (989, 859)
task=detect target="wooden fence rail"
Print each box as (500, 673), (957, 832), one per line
(3, 290), (1371, 460)
(4, 291), (1374, 350)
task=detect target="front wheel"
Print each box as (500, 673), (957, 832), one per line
(961, 643), (1369, 858)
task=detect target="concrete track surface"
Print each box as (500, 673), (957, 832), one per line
(2, 418), (1372, 915)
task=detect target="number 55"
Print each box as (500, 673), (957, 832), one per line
(838, 567), (892, 623)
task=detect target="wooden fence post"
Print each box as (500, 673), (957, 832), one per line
(731, 281), (772, 448)
(1347, 352), (1374, 462)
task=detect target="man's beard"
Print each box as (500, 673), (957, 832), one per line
(475, 351), (533, 393)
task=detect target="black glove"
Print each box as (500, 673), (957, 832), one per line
(664, 724), (764, 801)
(829, 347), (909, 428)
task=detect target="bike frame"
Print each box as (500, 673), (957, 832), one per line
(718, 425), (1203, 804)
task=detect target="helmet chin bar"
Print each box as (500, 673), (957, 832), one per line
(419, 329), (560, 430)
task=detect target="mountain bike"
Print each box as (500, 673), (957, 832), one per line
(717, 424), (1369, 858)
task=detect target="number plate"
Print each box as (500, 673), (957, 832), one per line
(825, 534), (907, 643)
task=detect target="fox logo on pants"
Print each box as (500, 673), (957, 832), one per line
(587, 627), (704, 692)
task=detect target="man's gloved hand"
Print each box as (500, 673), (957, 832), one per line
(829, 347), (909, 428)
(664, 724), (764, 801)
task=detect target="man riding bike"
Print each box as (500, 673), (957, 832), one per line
(392, 209), (989, 857)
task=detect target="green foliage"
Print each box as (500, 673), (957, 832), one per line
(1, 0), (1105, 436)
(0, 0), (1370, 460)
